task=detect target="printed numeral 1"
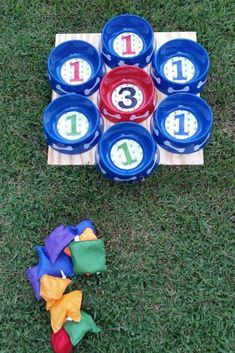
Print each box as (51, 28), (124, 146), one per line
(172, 60), (187, 81)
(122, 34), (136, 55)
(118, 142), (137, 166)
(70, 61), (83, 83)
(66, 114), (81, 136)
(174, 113), (189, 136)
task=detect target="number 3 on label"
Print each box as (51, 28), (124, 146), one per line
(118, 87), (138, 109)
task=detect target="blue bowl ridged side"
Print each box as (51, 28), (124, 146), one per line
(151, 39), (209, 95)
(101, 14), (154, 68)
(150, 93), (213, 154)
(48, 40), (105, 96)
(43, 94), (104, 154)
(95, 122), (159, 181)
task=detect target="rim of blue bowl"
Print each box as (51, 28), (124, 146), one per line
(152, 39), (210, 86)
(48, 40), (103, 88)
(101, 14), (154, 60)
(43, 93), (101, 145)
(97, 122), (157, 176)
(153, 93), (213, 145)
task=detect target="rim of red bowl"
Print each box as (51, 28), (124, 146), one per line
(99, 65), (156, 118)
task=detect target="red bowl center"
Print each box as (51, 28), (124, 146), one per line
(99, 66), (156, 123)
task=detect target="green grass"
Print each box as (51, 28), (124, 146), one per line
(0, 0), (234, 352)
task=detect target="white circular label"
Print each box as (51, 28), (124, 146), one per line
(111, 84), (143, 112)
(163, 56), (195, 83)
(60, 58), (92, 85)
(165, 110), (198, 140)
(110, 139), (143, 170)
(113, 32), (143, 57)
(57, 111), (89, 140)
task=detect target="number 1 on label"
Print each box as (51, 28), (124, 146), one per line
(172, 60), (187, 81)
(118, 142), (137, 166)
(122, 34), (136, 55)
(174, 113), (189, 136)
(66, 115), (81, 136)
(70, 61), (83, 83)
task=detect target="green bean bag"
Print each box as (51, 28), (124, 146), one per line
(63, 310), (101, 346)
(69, 239), (106, 275)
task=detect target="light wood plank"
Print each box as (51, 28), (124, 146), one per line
(47, 32), (203, 166)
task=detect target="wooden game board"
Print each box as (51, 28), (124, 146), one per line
(47, 32), (204, 166)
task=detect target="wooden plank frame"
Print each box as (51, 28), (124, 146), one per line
(47, 32), (204, 166)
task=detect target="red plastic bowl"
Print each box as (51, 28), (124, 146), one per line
(99, 66), (156, 123)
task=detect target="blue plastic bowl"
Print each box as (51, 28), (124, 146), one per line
(43, 94), (104, 154)
(96, 122), (159, 181)
(151, 39), (209, 95)
(150, 93), (213, 154)
(101, 14), (154, 68)
(48, 40), (105, 96)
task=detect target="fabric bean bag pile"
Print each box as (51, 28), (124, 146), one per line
(26, 219), (106, 353)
